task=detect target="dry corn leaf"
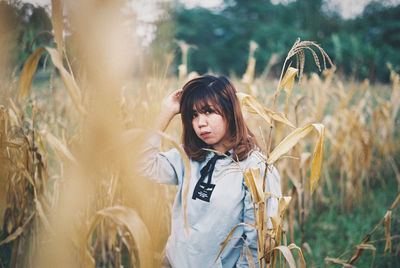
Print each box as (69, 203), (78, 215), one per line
(44, 130), (77, 165)
(384, 210), (392, 254)
(237, 92), (295, 128)
(272, 245), (296, 268)
(88, 206), (153, 268)
(243, 168), (264, 203)
(267, 123), (325, 195)
(216, 222), (256, 261)
(277, 67), (298, 95)
(35, 130), (47, 156)
(346, 236), (371, 265)
(46, 47), (86, 115)
(17, 47), (46, 101)
(356, 243), (376, 251)
(325, 257), (355, 267)
(51, 0), (63, 59)
(287, 243), (306, 268)
(264, 191), (280, 200)
(158, 131), (191, 235)
(277, 67), (298, 116)
(270, 215), (280, 230)
(278, 196), (292, 216)
(266, 107), (296, 129)
(21, 168), (36, 190)
(17, 46), (85, 114)
(390, 192), (400, 210)
(267, 125), (312, 165)
(309, 124), (325, 194)
(238, 92), (272, 125)
(269, 196), (292, 230)
(353, 243), (376, 267)
(0, 211), (35, 246)
(245, 244), (256, 268)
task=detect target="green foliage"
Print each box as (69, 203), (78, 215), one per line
(0, 1), (53, 71)
(167, 0), (400, 82)
(173, 0), (305, 76)
(301, 162), (400, 267)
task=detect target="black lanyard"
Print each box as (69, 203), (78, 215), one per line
(192, 152), (230, 202)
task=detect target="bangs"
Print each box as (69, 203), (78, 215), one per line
(183, 85), (223, 118)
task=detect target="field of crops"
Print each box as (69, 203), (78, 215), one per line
(1, 1), (399, 267)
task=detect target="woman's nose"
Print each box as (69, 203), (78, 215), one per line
(198, 114), (207, 127)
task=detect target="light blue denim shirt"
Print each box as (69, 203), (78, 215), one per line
(140, 134), (281, 268)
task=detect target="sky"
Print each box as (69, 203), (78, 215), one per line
(24, 0), (400, 19)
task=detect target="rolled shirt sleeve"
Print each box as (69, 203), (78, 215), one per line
(138, 133), (184, 185)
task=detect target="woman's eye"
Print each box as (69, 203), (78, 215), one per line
(192, 113), (198, 119)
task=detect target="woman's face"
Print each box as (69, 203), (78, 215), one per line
(192, 103), (230, 153)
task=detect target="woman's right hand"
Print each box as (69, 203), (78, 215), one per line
(157, 89), (183, 131)
(161, 89), (183, 117)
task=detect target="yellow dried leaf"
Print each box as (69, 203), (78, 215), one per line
(243, 168), (264, 203)
(356, 243), (376, 250)
(272, 245), (296, 268)
(270, 215), (280, 230)
(288, 243), (306, 268)
(325, 257), (355, 267)
(267, 125), (314, 165)
(346, 238), (371, 265)
(277, 67), (298, 94)
(278, 196), (292, 216)
(265, 107), (296, 129)
(277, 67), (298, 116)
(45, 47), (86, 115)
(347, 243), (376, 266)
(267, 123), (325, 195)
(384, 210), (392, 254)
(310, 124), (325, 194)
(216, 222), (256, 261)
(17, 47), (46, 101)
(237, 92), (295, 128)
(245, 245), (256, 268)
(238, 92), (272, 125)
(390, 192), (400, 210)
(0, 212), (35, 246)
(45, 130), (77, 165)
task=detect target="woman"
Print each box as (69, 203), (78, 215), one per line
(140, 75), (281, 267)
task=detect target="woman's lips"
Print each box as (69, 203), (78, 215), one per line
(200, 132), (211, 138)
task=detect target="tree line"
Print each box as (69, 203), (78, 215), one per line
(1, 0), (399, 83)
(155, 0), (400, 83)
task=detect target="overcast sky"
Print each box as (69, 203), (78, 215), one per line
(24, 0), (400, 19)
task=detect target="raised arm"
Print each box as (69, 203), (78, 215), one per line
(137, 89), (185, 186)
(155, 89), (183, 132)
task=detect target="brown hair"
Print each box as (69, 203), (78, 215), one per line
(180, 75), (258, 162)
